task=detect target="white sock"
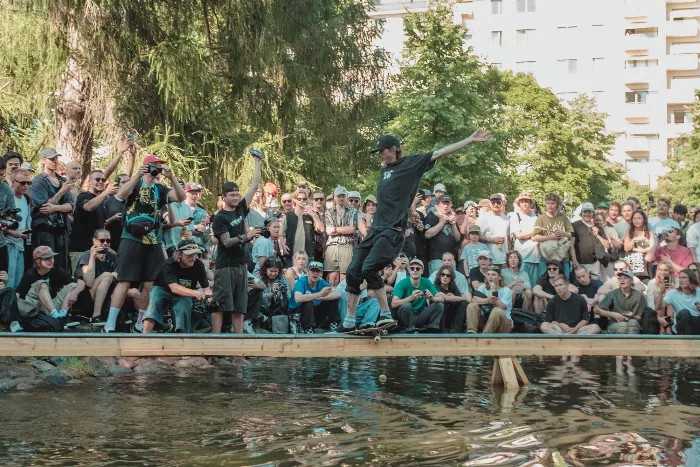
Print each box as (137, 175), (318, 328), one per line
(106, 307), (120, 331)
(10, 321), (22, 333)
(50, 309), (60, 318)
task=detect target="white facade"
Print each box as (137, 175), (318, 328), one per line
(369, 0), (700, 188)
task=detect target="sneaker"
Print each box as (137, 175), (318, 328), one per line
(304, 328), (314, 335)
(329, 323), (357, 334)
(328, 322), (339, 332)
(89, 317), (106, 327)
(160, 323), (174, 333)
(9, 321), (23, 333)
(64, 321), (80, 329)
(289, 319), (299, 334)
(102, 327), (115, 334)
(243, 320), (255, 335)
(376, 312), (395, 327)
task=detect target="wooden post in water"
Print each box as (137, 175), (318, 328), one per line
(491, 357), (530, 389)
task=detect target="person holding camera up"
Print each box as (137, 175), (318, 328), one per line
(141, 240), (211, 333)
(29, 148), (75, 273)
(251, 216), (283, 270)
(102, 154), (186, 333)
(74, 229), (120, 326)
(211, 149), (262, 334)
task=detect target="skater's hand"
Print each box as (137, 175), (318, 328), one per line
(470, 129), (491, 143)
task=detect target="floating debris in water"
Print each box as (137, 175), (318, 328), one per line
(479, 426), (532, 440)
(497, 435), (541, 449)
(463, 452), (527, 465)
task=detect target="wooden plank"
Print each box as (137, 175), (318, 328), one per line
(511, 357), (531, 385)
(0, 334), (698, 358)
(491, 358), (503, 385)
(497, 357), (519, 390)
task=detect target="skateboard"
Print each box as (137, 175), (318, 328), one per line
(345, 322), (397, 342)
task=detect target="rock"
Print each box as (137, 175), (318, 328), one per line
(133, 363), (172, 374)
(45, 370), (70, 385)
(108, 365), (133, 375)
(134, 358), (157, 367)
(93, 357), (117, 368)
(67, 379), (84, 385)
(156, 357), (182, 366)
(118, 358), (138, 369)
(11, 356), (26, 363)
(31, 360), (57, 374)
(215, 358), (233, 367)
(0, 379), (16, 392)
(49, 356), (69, 366)
(174, 357), (212, 369)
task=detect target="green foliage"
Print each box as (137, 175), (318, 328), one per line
(658, 98), (700, 205)
(56, 357), (103, 377)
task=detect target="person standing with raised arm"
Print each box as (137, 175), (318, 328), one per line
(338, 129), (491, 332)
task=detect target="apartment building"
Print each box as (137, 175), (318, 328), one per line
(369, 0), (700, 188)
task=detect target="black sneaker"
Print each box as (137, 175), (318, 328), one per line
(89, 317), (106, 327)
(376, 313), (396, 327)
(328, 323), (357, 334)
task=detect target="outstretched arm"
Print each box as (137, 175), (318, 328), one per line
(431, 129), (491, 162)
(244, 157), (262, 206)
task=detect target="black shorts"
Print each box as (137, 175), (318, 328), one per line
(116, 238), (166, 283)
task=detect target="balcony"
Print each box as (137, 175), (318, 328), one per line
(625, 103), (651, 123)
(625, 137), (651, 154)
(668, 122), (693, 138)
(670, 42), (700, 54)
(667, 53), (699, 70)
(368, 0), (429, 15)
(625, 34), (652, 54)
(624, 2), (650, 23)
(667, 86), (698, 104)
(670, 8), (700, 20)
(666, 20), (699, 37)
(624, 67), (653, 85)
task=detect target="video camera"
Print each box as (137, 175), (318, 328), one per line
(147, 163), (162, 177)
(192, 294), (217, 318)
(0, 208), (22, 230)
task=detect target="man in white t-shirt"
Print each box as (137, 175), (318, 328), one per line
(477, 193), (510, 267)
(509, 191), (540, 287)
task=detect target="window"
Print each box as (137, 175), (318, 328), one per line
(516, 0), (536, 12)
(673, 110), (691, 124)
(465, 34), (473, 42)
(517, 29), (536, 46)
(516, 61), (536, 75)
(558, 59), (578, 75)
(626, 90), (649, 103)
(491, 0), (503, 14)
(592, 57), (604, 73)
(557, 26), (578, 41)
(627, 59), (658, 68)
(491, 30), (503, 46)
(593, 91), (604, 99)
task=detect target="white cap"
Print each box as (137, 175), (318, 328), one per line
(334, 186), (348, 197)
(348, 191), (361, 199)
(433, 183), (446, 193)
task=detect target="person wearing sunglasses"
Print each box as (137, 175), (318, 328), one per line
(532, 259), (577, 314)
(391, 258), (445, 333)
(69, 169), (118, 272)
(5, 168), (33, 289)
(467, 266), (513, 334)
(432, 264), (470, 333)
(476, 193), (511, 268)
(279, 189), (324, 267)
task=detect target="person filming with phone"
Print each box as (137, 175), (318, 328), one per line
(5, 168), (33, 289)
(391, 258), (445, 333)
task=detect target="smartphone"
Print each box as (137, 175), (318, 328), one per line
(492, 291), (499, 298)
(664, 276), (672, 287)
(21, 229), (32, 235)
(100, 247), (109, 254)
(127, 133), (134, 142)
(187, 216), (194, 221)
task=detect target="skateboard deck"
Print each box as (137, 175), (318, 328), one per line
(345, 322), (397, 341)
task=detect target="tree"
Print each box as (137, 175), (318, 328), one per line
(658, 98), (700, 205)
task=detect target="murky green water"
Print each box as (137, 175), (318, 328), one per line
(1, 356), (699, 466)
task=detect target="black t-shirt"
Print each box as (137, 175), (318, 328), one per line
(154, 258), (209, 292)
(374, 153), (434, 230)
(424, 212), (458, 261)
(212, 200), (250, 268)
(469, 267), (486, 287)
(17, 267), (74, 299)
(536, 274), (556, 296)
(73, 250), (117, 280)
(412, 211), (427, 259)
(545, 292), (589, 327)
(572, 220), (597, 265)
(575, 279), (603, 299)
(69, 192), (106, 252)
(103, 195), (127, 251)
(123, 181), (170, 244)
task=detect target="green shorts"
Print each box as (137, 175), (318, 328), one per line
(213, 265), (248, 313)
(18, 280), (77, 317)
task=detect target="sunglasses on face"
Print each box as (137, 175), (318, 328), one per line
(14, 180), (32, 186)
(491, 200), (502, 205)
(296, 198), (308, 202)
(97, 239), (111, 244)
(440, 273), (452, 278)
(94, 177), (106, 182)
(409, 266), (422, 271)
(547, 267), (559, 271)
(282, 200), (293, 204)
(313, 197), (324, 201)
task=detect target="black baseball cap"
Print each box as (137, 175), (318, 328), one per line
(221, 182), (240, 194)
(370, 135), (401, 153)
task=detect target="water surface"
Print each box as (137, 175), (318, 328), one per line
(1, 356), (699, 466)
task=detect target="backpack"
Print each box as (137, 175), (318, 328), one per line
(22, 313), (63, 332)
(539, 237), (571, 262)
(511, 308), (544, 334)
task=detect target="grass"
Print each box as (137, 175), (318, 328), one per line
(56, 357), (104, 377)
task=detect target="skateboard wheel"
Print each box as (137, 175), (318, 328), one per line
(382, 329), (388, 335)
(374, 335), (381, 343)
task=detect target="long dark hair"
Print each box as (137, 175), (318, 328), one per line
(434, 265), (459, 295)
(629, 209), (651, 239)
(678, 268), (700, 294)
(261, 258), (283, 285)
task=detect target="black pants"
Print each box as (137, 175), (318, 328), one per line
(396, 302), (444, 332)
(346, 228), (403, 295)
(294, 299), (340, 331)
(247, 288), (263, 321)
(33, 230), (68, 272)
(0, 245), (7, 273)
(442, 301), (467, 333)
(676, 309), (700, 335)
(0, 287), (20, 325)
(641, 307), (660, 335)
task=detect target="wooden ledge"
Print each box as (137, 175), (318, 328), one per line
(0, 333), (698, 358)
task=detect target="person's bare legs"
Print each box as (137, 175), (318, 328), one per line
(109, 282), (129, 310)
(37, 282), (55, 312)
(232, 311), (244, 334)
(210, 311), (223, 334)
(522, 289), (533, 311)
(533, 296), (546, 314)
(91, 273), (114, 318)
(327, 271), (340, 287)
(138, 281), (154, 310)
(345, 292), (360, 320)
(373, 287), (390, 311)
(142, 318), (156, 334)
(540, 322), (564, 334)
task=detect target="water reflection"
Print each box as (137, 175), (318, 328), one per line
(0, 356), (698, 465)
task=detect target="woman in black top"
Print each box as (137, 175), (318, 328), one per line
(432, 264), (468, 333)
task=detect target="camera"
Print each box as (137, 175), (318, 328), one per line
(193, 295), (216, 318)
(249, 148), (265, 160)
(0, 208), (22, 230)
(147, 162), (162, 177)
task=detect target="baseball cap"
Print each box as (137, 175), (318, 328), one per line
(308, 261), (324, 271)
(490, 193), (505, 202)
(516, 192), (533, 203)
(184, 182), (202, 193)
(468, 226), (481, 234)
(455, 206), (465, 213)
(365, 194), (377, 204)
(143, 154), (164, 164)
(177, 240), (202, 255)
(434, 183), (446, 193)
(545, 259), (562, 269)
(488, 265), (502, 273)
(370, 135), (401, 153)
(38, 147), (60, 159)
(420, 189), (432, 197)
(438, 195), (452, 203)
(348, 191), (361, 199)
(409, 258), (424, 268)
(21, 162), (35, 173)
(619, 269), (635, 279)
(269, 199), (280, 209)
(334, 186), (348, 197)
(596, 202), (610, 209)
(464, 200), (477, 209)
(580, 202), (595, 212)
(477, 250), (492, 259)
(221, 181), (240, 194)
(33, 246), (58, 260)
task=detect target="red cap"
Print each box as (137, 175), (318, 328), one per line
(184, 182), (202, 193)
(143, 154), (164, 164)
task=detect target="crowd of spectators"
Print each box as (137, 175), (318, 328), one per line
(0, 144), (699, 336)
